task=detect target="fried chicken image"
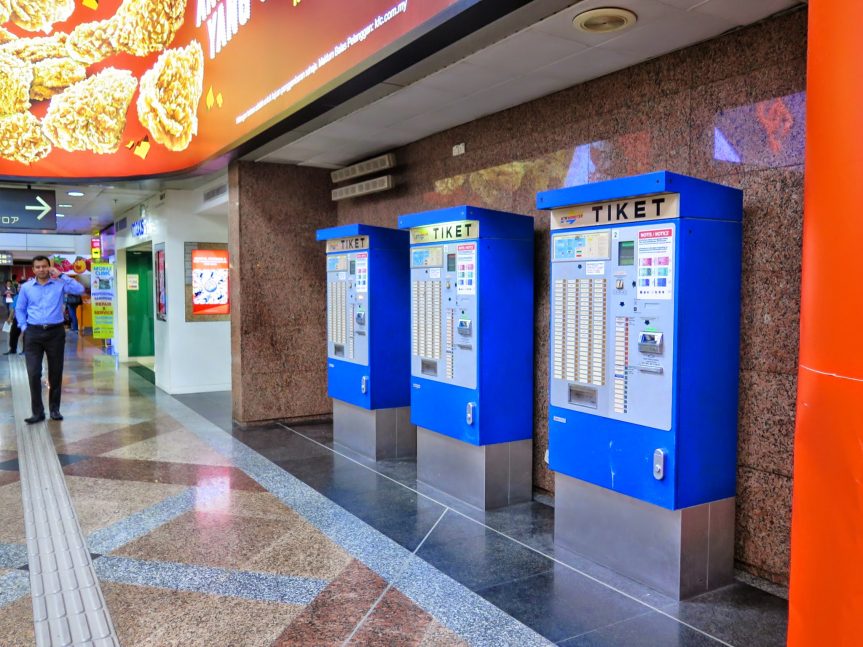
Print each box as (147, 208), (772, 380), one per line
(67, 19), (119, 65)
(9, 0), (75, 34)
(0, 111), (51, 163)
(31, 57), (86, 100)
(112, 0), (186, 56)
(0, 33), (68, 62)
(0, 51), (32, 115)
(0, 0), (11, 23)
(137, 41), (204, 151)
(43, 67), (138, 154)
(0, 26), (15, 44)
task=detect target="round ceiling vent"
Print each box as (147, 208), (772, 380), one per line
(572, 7), (638, 33)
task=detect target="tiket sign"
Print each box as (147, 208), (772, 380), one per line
(551, 193), (680, 230)
(326, 236), (369, 253)
(410, 220), (479, 244)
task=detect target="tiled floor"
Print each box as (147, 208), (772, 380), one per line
(0, 337), (789, 646)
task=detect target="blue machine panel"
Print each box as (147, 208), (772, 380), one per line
(316, 224), (410, 410)
(537, 172), (743, 510)
(398, 206), (534, 446)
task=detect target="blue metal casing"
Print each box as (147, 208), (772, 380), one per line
(398, 206), (534, 446)
(316, 224), (410, 410)
(537, 172), (743, 510)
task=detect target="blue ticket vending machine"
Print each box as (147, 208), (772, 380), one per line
(537, 172), (743, 599)
(316, 225), (414, 460)
(398, 206), (534, 510)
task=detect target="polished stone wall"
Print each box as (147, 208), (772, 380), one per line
(229, 161), (337, 424)
(335, 9), (806, 585)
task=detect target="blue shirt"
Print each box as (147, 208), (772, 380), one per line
(16, 275), (85, 331)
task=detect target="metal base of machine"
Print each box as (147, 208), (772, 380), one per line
(417, 427), (532, 510)
(554, 473), (735, 600)
(332, 400), (416, 461)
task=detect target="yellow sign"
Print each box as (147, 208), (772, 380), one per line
(90, 263), (115, 340)
(409, 220), (479, 244)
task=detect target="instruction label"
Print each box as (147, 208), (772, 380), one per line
(456, 243), (476, 295)
(636, 227), (674, 300)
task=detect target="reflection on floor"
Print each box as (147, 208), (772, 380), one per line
(0, 338), (789, 646)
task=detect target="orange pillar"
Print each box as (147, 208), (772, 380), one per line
(788, 1), (863, 644)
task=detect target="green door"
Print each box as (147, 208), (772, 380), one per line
(127, 250), (155, 357)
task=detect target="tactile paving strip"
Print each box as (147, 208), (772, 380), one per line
(10, 358), (119, 647)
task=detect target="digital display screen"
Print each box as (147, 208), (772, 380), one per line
(0, 0), (470, 179)
(411, 246), (443, 268)
(349, 260), (356, 275)
(618, 241), (635, 266)
(447, 253), (456, 272)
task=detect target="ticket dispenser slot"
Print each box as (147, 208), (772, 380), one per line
(638, 332), (663, 354)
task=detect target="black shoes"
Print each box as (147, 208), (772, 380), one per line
(50, 411), (63, 421)
(2, 350), (14, 355)
(25, 414), (45, 424)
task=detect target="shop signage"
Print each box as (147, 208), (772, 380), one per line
(91, 263), (115, 339)
(0, 0), (465, 179)
(0, 189), (56, 230)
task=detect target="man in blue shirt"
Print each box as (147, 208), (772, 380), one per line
(16, 256), (85, 423)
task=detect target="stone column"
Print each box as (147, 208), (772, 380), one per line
(229, 161), (336, 424)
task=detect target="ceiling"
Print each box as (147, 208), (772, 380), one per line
(0, 0), (804, 234)
(249, 0), (804, 168)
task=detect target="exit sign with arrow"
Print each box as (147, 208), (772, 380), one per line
(0, 189), (57, 231)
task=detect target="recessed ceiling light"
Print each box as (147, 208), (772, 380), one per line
(573, 8), (637, 33)
(67, 190), (84, 197)
(59, 203), (72, 208)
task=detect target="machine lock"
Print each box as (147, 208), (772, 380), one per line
(465, 402), (476, 425)
(360, 375), (369, 395)
(653, 449), (666, 480)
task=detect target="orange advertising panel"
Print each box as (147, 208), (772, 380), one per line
(0, 0), (466, 179)
(191, 249), (228, 314)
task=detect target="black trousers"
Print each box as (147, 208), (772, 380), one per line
(24, 325), (65, 416)
(8, 317), (20, 352)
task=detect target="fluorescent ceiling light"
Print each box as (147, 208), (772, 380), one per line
(67, 191), (84, 197)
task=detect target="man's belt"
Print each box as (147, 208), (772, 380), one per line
(28, 322), (64, 330)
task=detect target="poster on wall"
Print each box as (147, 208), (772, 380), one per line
(90, 262), (115, 339)
(155, 245), (166, 321)
(0, 0), (468, 179)
(187, 245), (229, 318)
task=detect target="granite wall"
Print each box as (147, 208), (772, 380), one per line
(229, 161), (337, 424)
(334, 9), (806, 585)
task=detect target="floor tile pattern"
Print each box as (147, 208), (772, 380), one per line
(0, 338), (790, 646)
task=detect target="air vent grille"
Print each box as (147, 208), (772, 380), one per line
(331, 175), (394, 201)
(331, 153), (395, 183)
(203, 184), (228, 203)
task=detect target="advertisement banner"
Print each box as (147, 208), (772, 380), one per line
(90, 262), (115, 339)
(155, 246), (166, 320)
(191, 249), (229, 315)
(0, 0), (464, 179)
